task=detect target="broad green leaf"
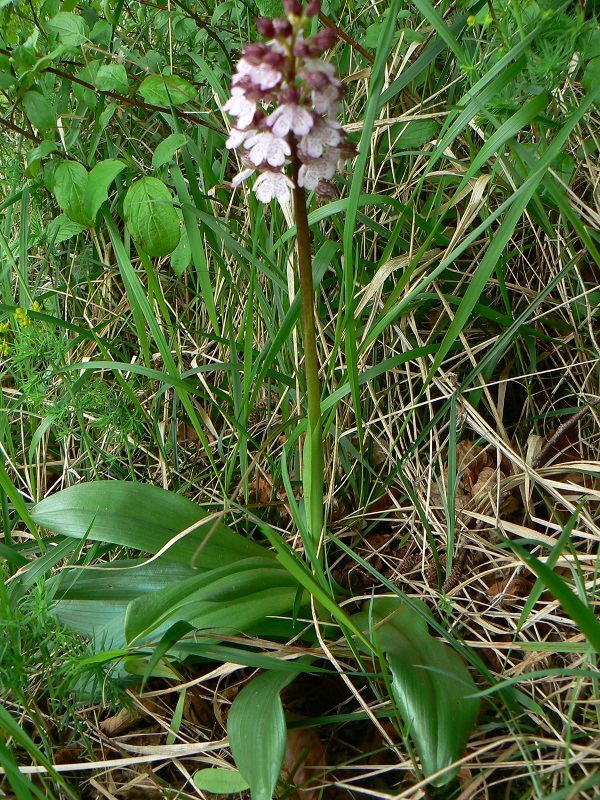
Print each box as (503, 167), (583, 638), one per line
(26, 140), (59, 174)
(254, 0), (283, 19)
(22, 90), (55, 132)
(52, 160), (92, 226)
(124, 558), (299, 644)
(582, 56), (600, 95)
(170, 222), (191, 274)
(228, 670), (295, 800)
(353, 597), (479, 787)
(73, 60), (100, 109)
(138, 74), (195, 106)
(152, 133), (188, 170)
(0, 54), (16, 88)
(578, 27), (600, 61)
(394, 119), (440, 150)
(47, 11), (89, 47)
(83, 158), (125, 221)
(30, 480), (272, 568)
(123, 177), (180, 257)
(47, 213), (87, 244)
(95, 62), (129, 93)
(194, 768), (250, 794)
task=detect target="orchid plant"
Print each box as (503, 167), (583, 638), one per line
(223, 0), (355, 554)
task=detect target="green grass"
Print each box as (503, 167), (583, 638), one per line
(1, 0), (600, 797)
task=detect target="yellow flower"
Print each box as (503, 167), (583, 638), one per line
(32, 300), (41, 312)
(0, 322), (8, 333)
(467, 15), (476, 25)
(14, 307), (29, 327)
(0, 341), (9, 356)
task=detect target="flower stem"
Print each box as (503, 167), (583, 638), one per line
(292, 154), (323, 551)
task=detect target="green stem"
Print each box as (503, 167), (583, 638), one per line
(292, 153), (323, 551)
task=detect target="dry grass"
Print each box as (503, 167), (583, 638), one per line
(2, 1), (600, 798)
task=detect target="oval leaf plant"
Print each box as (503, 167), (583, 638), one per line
(123, 177), (180, 257)
(138, 74), (195, 106)
(193, 768), (250, 794)
(352, 596), (479, 787)
(30, 480), (271, 569)
(53, 160), (93, 227)
(228, 670), (296, 800)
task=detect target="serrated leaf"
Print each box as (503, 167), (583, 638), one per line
(52, 160), (93, 226)
(47, 11), (89, 47)
(152, 133), (188, 170)
(193, 768), (250, 794)
(138, 73), (195, 106)
(83, 158), (125, 221)
(228, 670), (295, 800)
(47, 213), (87, 244)
(95, 62), (129, 93)
(123, 177), (180, 256)
(352, 597), (479, 787)
(255, 0), (283, 17)
(30, 480), (272, 569)
(22, 90), (55, 132)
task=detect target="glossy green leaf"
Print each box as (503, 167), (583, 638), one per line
(394, 119), (440, 150)
(193, 768), (250, 794)
(95, 62), (129, 93)
(22, 90), (55, 132)
(123, 177), (180, 256)
(170, 224), (191, 274)
(83, 158), (125, 221)
(47, 11), (89, 47)
(582, 56), (600, 95)
(124, 557), (299, 644)
(52, 160), (92, 226)
(138, 74), (195, 106)
(353, 597), (479, 787)
(228, 670), (295, 800)
(47, 213), (87, 244)
(30, 480), (272, 568)
(152, 133), (188, 170)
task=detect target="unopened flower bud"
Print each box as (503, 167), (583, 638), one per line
(283, 0), (302, 18)
(255, 17), (275, 38)
(312, 27), (337, 52)
(295, 41), (310, 57)
(316, 180), (337, 198)
(303, 69), (329, 90)
(279, 85), (300, 104)
(264, 50), (284, 68)
(242, 42), (268, 64)
(305, 0), (320, 17)
(273, 17), (292, 36)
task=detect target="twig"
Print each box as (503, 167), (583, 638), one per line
(319, 12), (374, 64)
(532, 404), (593, 469)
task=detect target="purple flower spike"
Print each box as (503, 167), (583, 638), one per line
(224, 0), (353, 204)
